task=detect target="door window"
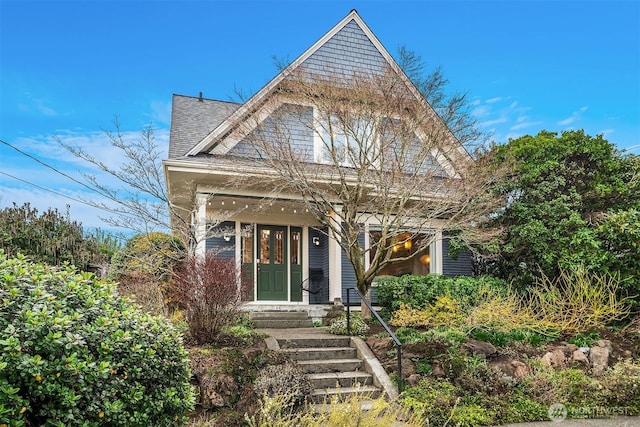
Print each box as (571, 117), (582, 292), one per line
(260, 229), (270, 264)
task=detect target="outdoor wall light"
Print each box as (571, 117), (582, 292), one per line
(312, 236), (321, 246)
(223, 234), (231, 242)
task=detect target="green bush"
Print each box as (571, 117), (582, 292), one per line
(328, 313), (369, 336)
(376, 274), (507, 316)
(0, 253), (194, 426)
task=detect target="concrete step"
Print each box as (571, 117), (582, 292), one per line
(252, 319), (314, 328)
(249, 311), (314, 328)
(276, 336), (351, 349)
(282, 347), (357, 361)
(310, 385), (382, 404)
(249, 311), (310, 320)
(297, 358), (363, 373)
(308, 371), (373, 389)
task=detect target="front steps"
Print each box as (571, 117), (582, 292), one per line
(248, 310), (314, 329)
(275, 334), (384, 404)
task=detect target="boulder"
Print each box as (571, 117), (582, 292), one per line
(494, 359), (531, 379)
(572, 349), (589, 365)
(541, 349), (566, 368)
(589, 345), (610, 376)
(406, 374), (422, 387)
(366, 337), (392, 356)
(463, 340), (497, 358)
(595, 339), (613, 353)
(431, 360), (446, 378)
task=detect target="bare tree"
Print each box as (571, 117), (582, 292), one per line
(56, 117), (235, 256)
(234, 64), (507, 303)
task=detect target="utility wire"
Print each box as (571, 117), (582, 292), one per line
(0, 170), (121, 215)
(0, 138), (102, 196)
(0, 138), (138, 220)
(1, 170), (87, 205)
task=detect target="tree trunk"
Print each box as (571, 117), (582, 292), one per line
(360, 288), (372, 320)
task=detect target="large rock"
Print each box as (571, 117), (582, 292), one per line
(541, 349), (566, 368)
(431, 359), (446, 378)
(589, 345), (610, 376)
(463, 340), (497, 358)
(493, 359), (531, 380)
(572, 349), (589, 365)
(366, 337), (392, 355)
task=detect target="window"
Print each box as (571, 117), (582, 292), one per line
(291, 230), (301, 265)
(260, 229), (270, 264)
(369, 231), (432, 277)
(274, 230), (284, 265)
(242, 233), (253, 264)
(315, 112), (378, 167)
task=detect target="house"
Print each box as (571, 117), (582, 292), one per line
(164, 10), (474, 310)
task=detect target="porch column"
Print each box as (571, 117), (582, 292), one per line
(195, 193), (208, 257)
(328, 209), (342, 302)
(433, 230), (443, 274)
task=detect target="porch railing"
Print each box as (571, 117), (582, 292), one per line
(345, 287), (403, 394)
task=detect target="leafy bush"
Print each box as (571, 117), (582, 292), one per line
(0, 253), (194, 426)
(600, 359), (640, 411)
(391, 295), (466, 328)
(253, 363), (312, 409)
(170, 253), (249, 344)
(376, 274), (507, 316)
(399, 378), (461, 425)
(328, 312), (369, 336)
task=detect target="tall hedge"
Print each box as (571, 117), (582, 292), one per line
(0, 253), (194, 426)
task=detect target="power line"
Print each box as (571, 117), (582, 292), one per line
(0, 138), (103, 196)
(0, 170), (120, 216)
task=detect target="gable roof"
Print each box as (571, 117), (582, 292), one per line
(185, 9), (452, 157)
(168, 94), (240, 159)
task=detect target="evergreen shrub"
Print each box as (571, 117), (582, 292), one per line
(0, 253), (194, 426)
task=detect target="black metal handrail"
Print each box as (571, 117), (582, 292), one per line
(345, 287), (403, 393)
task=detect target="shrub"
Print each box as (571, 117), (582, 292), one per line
(0, 253), (194, 426)
(109, 232), (185, 280)
(391, 296), (466, 328)
(116, 272), (167, 316)
(170, 253), (249, 344)
(399, 378), (461, 425)
(376, 274), (507, 316)
(527, 266), (632, 333)
(247, 388), (422, 427)
(600, 359), (640, 411)
(328, 312), (369, 336)
(253, 362), (312, 409)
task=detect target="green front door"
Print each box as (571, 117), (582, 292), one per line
(257, 225), (288, 301)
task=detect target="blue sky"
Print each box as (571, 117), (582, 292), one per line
(1, 0), (639, 231)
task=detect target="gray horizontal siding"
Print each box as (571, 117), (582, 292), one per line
(302, 20), (388, 79)
(442, 237), (473, 277)
(228, 104), (314, 161)
(205, 221), (236, 259)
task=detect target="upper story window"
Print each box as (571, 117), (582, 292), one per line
(314, 110), (379, 168)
